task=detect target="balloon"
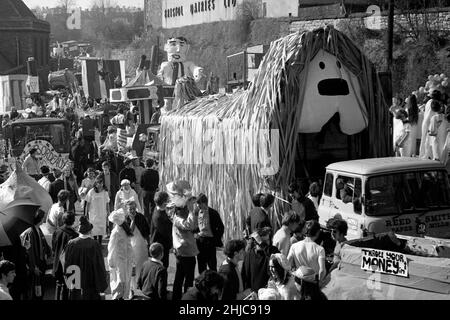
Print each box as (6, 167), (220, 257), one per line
(419, 87), (425, 93)
(428, 75), (433, 81)
(440, 73), (446, 79)
(442, 80), (449, 87)
(426, 81), (432, 87)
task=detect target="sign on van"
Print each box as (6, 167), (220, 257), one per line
(361, 248), (408, 278)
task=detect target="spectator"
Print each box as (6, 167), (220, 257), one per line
(64, 216), (108, 300)
(288, 182), (319, 222)
(272, 211), (301, 257)
(107, 208), (135, 300)
(219, 239), (249, 300)
(22, 148), (40, 180)
(267, 253), (299, 300)
(307, 182), (321, 210)
(20, 209), (51, 300)
(49, 169), (64, 203)
(150, 192), (173, 268)
(194, 193), (225, 274)
(290, 221), (306, 245)
(47, 190), (70, 234)
(52, 212), (78, 300)
(329, 219), (348, 273)
(133, 156), (145, 209)
(245, 193), (274, 236)
(38, 166), (51, 192)
(79, 167), (97, 208)
(137, 242), (168, 300)
(242, 227), (279, 293)
(115, 179), (142, 213)
(182, 270), (224, 301)
(294, 266), (327, 300)
(86, 175), (110, 246)
(287, 221), (326, 283)
(102, 161), (119, 235)
(120, 157), (137, 188)
(172, 196), (199, 300)
(141, 159), (160, 227)
(62, 165), (80, 212)
(0, 260), (16, 300)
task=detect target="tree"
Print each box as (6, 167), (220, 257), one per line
(57, 0), (76, 12)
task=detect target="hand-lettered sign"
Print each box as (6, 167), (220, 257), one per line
(361, 248), (408, 278)
(21, 140), (69, 171)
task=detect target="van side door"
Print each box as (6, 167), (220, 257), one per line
(318, 172), (335, 227)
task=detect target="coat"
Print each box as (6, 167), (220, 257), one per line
(107, 226), (135, 300)
(219, 260), (241, 300)
(194, 207), (224, 247)
(242, 243), (279, 292)
(52, 226), (79, 279)
(246, 207), (272, 235)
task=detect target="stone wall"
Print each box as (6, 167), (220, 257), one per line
(290, 9), (450, 33)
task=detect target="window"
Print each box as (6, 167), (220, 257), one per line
(324, 173), (333, 196)
(365, 171), (450, 216)
(336, 175), (362, 213)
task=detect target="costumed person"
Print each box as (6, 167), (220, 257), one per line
(169, 180), (199, 301)
(20, 209), (51, 300)
(405, 94), (420, 157)
(157, 37), (205, 114)
(428, 100), (447, 161)
(64, 216), (108, 300)
(85, 175), (110, 246)
(265, 253), (300, 300)
(394, 109), (411, 157)
(124, 199), (150, 292)
(52, 212), (78, 300)
(115, 179), (142, 213)
(107, 208), (135, 300)
(420, 90), (441, 159)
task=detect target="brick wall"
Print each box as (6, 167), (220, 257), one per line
(290, 9), (450, 33)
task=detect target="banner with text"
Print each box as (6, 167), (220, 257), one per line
(361, 248), (409, 278)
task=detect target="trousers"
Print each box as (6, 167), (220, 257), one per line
(172, 255), (196, 300)
(196, 237), (217, 274)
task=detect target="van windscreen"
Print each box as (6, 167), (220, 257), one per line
(365, 170), (450, 216)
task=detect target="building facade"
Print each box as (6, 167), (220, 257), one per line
(0, 0), (50, 75)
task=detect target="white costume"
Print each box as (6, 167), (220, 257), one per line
(114, 188), (142, 213)
(86, 189), (110, 237)
(107, 209), (135, 300)
(419, 99), (436, 159)
(428, 113), (448, 161)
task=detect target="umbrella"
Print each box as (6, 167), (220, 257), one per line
(0, 212), (37, 248)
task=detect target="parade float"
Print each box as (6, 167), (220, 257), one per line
(322, 233), (450, 300)
(159, 26), (391, 241)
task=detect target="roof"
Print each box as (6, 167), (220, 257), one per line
(0, 0), (37, 20)
(11, 118), (70, 125)
(326, 157), (445, 175)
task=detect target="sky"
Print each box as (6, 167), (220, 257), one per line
(23, 0), (144, 9)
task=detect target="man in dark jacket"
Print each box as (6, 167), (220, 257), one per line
(219, 240), (248, 300)
(245, 193), (275, 236)
(288, 182), (319, 222)
(242, 227), (279, 293)
(182, 270), (224, 301)
(52, 212), (78, 300)
(48, 169), (65, 203)
(119, 158), (136, 189)
(194, 194), (224, 274)
(150, 192), (172, 268)
(137, 243), (167, 300)
(102, 161), (119, 212)
(141, 159), (159, 227)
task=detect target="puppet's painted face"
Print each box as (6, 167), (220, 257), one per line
(165, 38), (188, 62)
(298, 50), (368, 135)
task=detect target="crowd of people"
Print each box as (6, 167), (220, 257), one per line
(0, 162), (348, 301)
(392, 89), (450, 164)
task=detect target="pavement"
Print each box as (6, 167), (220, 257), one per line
(40, 202), (227, 300)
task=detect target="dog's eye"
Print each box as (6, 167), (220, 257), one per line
(336, 61), (342, 69)
(319, 62), (325, 70)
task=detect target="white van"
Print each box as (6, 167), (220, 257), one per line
(318, 157), (450, 240)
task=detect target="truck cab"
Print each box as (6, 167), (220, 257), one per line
(318, 157), (450, 240)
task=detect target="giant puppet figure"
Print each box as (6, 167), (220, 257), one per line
(157, 37), (204, 113)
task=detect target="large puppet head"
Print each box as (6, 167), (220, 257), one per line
(166, 180), (192, 208)
(165, 37), (189, 63)
(298, 49), (368, 135)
